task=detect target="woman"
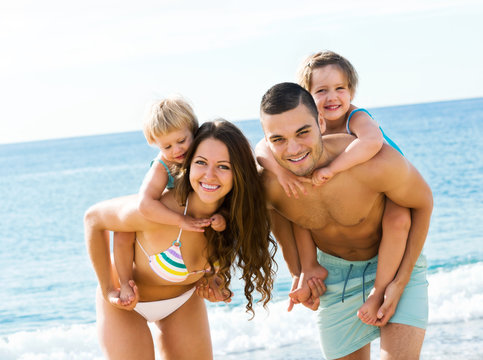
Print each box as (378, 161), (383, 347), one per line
(84, 120), (277, 359)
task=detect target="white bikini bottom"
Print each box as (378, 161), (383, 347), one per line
(134, 287), (196, 322)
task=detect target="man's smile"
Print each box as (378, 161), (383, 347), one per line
(287, 152), (309, 162)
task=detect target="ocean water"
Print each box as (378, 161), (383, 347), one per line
(1, 97), (482, 359)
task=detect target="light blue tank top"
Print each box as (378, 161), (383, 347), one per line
(150, 158), (175, 189)
(346, 108), (404, 156)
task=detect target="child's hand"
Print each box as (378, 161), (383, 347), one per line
(312, 167), (334, 186)
(277, 169), (312, 199)
(179, 215), (212, 232)
(210, 213), (226, 232)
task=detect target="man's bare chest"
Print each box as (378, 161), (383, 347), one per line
(273, 176), (382, 230)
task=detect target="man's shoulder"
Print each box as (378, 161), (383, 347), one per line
(350, 143), (411, 191)
(322, 133), (357, 158)
(260, 168), (285, 207)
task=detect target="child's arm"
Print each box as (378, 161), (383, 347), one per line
(255, 139), (311, 198)
(138, 162), (211, 232)
(113, 231), (137, 306)
(313, 110), (383, 185)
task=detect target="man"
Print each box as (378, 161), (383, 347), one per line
(259, 82), (432, 359)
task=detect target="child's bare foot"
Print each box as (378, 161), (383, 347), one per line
(357, 288), (384, 325)
(120, 281), (136, 305)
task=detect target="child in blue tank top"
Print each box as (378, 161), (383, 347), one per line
(256, 51), (410, 325)
(114, 96), (226, 306)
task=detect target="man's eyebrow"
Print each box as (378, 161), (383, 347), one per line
(269, 134), (283, 141)
(268, 124), (313, 141)
(296, 124), (312, 132)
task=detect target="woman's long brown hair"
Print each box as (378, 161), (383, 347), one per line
(176, 120), (277, 317)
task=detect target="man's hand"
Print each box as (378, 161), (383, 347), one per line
(374, 279), (405, 326)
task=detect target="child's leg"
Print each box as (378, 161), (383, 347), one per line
(113, 231), (136, 305)
(358, 199), (410, 325)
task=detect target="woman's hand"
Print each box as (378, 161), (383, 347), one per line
(196, 275), (233, 303)
(106, 280), (139, 311)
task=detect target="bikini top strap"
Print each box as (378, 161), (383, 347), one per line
(174, 197), (189, 245)
(137, 197), (189, 255)
(136, 238), (150, 258)
(346, 108), (373, 135)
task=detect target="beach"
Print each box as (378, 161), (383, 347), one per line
(1, 97), (482, 359)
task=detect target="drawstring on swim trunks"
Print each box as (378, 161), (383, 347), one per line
(341, 264), (353, 303)
(362, 262), (371, 303)
(341, 262), (372, 303)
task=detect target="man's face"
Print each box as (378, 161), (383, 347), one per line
(261, 103), (323, 177)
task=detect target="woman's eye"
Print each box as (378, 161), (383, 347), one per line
(194, 160), (206, 165)
(219, 165), (231, 170)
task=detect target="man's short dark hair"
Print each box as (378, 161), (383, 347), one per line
(260, 82), (318, 120)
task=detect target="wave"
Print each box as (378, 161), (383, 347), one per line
(2, 262), (482, 359)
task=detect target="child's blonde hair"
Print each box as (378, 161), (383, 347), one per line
(143, 96), (198, 145)
(296, 50), (359, 98)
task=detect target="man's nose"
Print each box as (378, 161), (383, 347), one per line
(287, 139), (302, 154)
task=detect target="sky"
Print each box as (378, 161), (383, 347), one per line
(1, 0), (482, 144)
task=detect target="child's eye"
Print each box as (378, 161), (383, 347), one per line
(316, 89), (326, 94)
(178, 138), (186, 144)
(164, 145), (172, 150)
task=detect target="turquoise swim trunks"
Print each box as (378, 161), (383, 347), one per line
(315, 250), (428, 359)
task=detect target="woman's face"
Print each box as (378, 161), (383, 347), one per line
(189, 138), (233, 205)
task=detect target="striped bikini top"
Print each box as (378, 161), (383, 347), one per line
(136, 198), (208, 283)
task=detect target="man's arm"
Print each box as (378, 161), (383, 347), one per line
(269, 208), (301, 277)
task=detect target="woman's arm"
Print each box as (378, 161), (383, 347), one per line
(84, 195), (148, 300)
